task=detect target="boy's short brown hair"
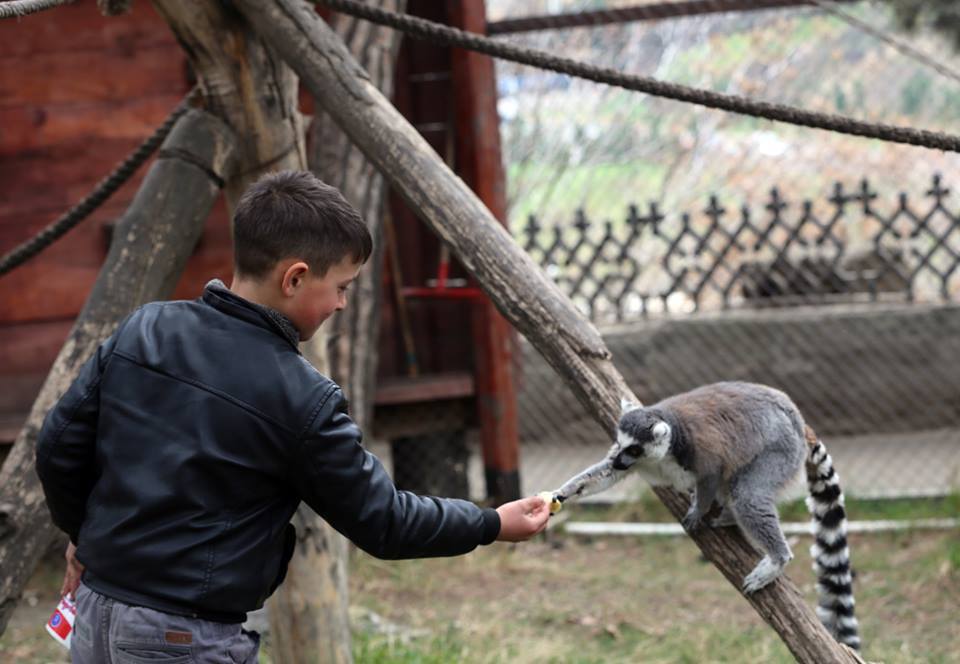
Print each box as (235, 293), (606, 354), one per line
(232, 170), (373, 278)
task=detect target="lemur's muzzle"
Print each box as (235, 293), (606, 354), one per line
(554, 455), (626, 503)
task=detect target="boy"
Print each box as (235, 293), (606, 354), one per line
(36, 170), (550, 663)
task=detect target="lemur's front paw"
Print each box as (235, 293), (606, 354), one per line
(681, 510), (703, 532)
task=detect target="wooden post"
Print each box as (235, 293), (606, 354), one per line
(227, 4), (864, 661)
(448, 0), (521, 504)
(270, 3), (407, 662)
(313, 0), (404, 444)
(0, 108), (236, 635)
(151, 0), (308, 209)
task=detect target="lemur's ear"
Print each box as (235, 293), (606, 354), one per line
(653, 421), (670, 439)
(620, 397), (641, 415)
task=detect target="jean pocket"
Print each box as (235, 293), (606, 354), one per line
(227, 628), (260, 664)
(114, 640), (193, 663)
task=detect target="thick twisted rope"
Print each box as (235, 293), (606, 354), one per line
(0, 88), (199, 277)
(0, 0), (72, 20)
(318, 0), (960, 153)
(485, 0), (856, 35)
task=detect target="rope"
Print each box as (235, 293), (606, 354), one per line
(0, 0), (72, 20)
(0, 88), (200, 277)
(318, 0), (960, 153)
(485, 0), (856, 35)
(809, 0), (960, 86)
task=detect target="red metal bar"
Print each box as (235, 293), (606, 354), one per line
(449, 0), (521, 504)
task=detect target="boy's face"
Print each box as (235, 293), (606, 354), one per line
(288, 256), (362, 341)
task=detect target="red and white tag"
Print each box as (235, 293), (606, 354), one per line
(45, 595), (76, 650)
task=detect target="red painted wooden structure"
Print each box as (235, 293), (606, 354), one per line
(0, 0), (521, 501)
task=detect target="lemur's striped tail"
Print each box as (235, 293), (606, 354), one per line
(804, 426), (860, 651)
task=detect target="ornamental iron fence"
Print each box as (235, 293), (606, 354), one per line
(520, 175), (960, 325)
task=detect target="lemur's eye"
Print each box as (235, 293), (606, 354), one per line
(612, 443), (643, 470)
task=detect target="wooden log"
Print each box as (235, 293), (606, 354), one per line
(0, 107), (236, 635)
(229, 3), (865, 661)
(151, 0), (307, 209)
(311, 0), (403, 447)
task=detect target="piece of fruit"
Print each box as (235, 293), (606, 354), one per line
(537, 491), (562, 514)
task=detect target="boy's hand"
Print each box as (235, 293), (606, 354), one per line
(495, 495), (551, 542)
(60, 542), (84, 600)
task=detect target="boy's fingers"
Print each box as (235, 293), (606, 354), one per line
(524, 495), (546, 509)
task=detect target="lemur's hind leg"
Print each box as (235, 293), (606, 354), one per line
(728, 447), (801, 593)
(682, 473), (721, 531)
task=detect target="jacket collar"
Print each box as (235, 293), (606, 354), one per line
(201, 279), (302, 350)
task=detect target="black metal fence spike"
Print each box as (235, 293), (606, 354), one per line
(929, 175), (950, 201)
(574, 208), (589, 231)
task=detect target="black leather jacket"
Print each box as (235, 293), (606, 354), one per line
(36, 282), (500, 623)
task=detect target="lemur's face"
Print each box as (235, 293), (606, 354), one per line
(614, 404), (672, 469)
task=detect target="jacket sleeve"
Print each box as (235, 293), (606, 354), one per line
(290, 385), (501, 560)
(35, 328), (122, 544)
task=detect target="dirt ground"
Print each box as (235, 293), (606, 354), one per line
(3, 514), (958, 663)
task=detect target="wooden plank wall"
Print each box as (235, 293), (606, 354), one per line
(0, 2), (233, 440)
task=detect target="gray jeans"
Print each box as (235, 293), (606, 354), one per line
(71, 583), (259, 663)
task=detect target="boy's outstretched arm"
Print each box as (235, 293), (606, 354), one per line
(495, 495), (550, 542)
(292, 386), (550, 558)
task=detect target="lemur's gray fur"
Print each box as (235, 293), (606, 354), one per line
(554, 381), (860, 651)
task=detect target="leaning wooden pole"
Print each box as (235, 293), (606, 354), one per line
(231, 3), (863, 662)
(0, 108), (236, 635)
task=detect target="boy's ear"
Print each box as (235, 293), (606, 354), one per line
(280, 261), (310, 296)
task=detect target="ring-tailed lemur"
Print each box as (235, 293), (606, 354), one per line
(552, 381), (860, 651)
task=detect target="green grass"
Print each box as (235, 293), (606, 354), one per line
(352, 626), (470, 664)
(948, 536), (960, 572)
